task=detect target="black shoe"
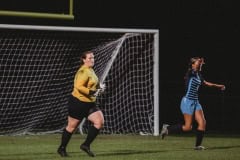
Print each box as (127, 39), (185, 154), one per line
(80, 144), (95, 157)
(57, 146), (68, 157)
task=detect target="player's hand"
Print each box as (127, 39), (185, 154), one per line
(220, 85), (226, 91)
(99, 83), (106, 92)
(94, 83), (106, 96)
(200, 57), (205, 65)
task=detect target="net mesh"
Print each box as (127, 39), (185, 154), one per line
(0, 26), (156, 135)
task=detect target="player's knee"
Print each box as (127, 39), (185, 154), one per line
(93, 118), (104, 129)
(66, 126), (76, 133)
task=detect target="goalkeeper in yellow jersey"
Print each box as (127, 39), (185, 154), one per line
(57, 51), (105, 157)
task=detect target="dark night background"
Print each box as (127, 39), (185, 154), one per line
(0, 0), (239, 132)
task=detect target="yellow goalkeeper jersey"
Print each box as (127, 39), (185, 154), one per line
(72, 65), (98, 102)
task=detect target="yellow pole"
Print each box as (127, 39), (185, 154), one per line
(0, 0), (74, 20)
(0, 10), (74, 20)
(69, 0), (74, 15)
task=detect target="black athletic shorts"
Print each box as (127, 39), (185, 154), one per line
(68, 95), (100, 120)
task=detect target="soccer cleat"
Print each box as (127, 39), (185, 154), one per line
(160, 124), (169, 139)
(57, 146), (69, 157)
(80, 144), (95, 157)
(194, 145), (206, 150)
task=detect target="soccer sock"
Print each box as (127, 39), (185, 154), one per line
(82, 126), (100, 147)
(195, 129), (205, 146)
(59, 128), (73, 149)
(167, 124), (183, 134)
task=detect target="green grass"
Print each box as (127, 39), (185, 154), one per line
(0, 133), (240, 160)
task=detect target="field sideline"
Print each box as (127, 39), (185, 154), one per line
(0, 133), (240, 160)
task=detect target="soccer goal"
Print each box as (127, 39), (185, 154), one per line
(0, 24), (159, 136)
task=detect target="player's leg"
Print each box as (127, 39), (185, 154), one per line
(80, 110), (104, 157)
(182, 114), (193, 131)
(58, 116), (80, 157)
(58, 95), (83, 157)
(194, 108), (206, 150)
(161, 97), (194, 139)
(161, 114), (193, 139)
(180, 97), (195, 132)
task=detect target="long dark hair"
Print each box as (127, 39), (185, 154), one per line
(80, 51), (93, 67)
(184, 57), (201, 84)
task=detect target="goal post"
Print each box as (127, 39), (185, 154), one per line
(0, 24), (159, 136)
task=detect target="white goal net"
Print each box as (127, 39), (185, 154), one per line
(0, 24), (159, 136)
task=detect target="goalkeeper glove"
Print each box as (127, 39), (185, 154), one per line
(99, 83), (106, 92)
(94, 83), (106, 96)
(89, 83), (106, 97)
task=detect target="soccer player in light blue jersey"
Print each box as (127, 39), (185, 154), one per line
(160, 57), (225, 150)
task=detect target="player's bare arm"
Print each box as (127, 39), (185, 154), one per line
(203, 80), (226, 90)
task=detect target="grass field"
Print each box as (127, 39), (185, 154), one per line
(0, 133), (240, 160)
